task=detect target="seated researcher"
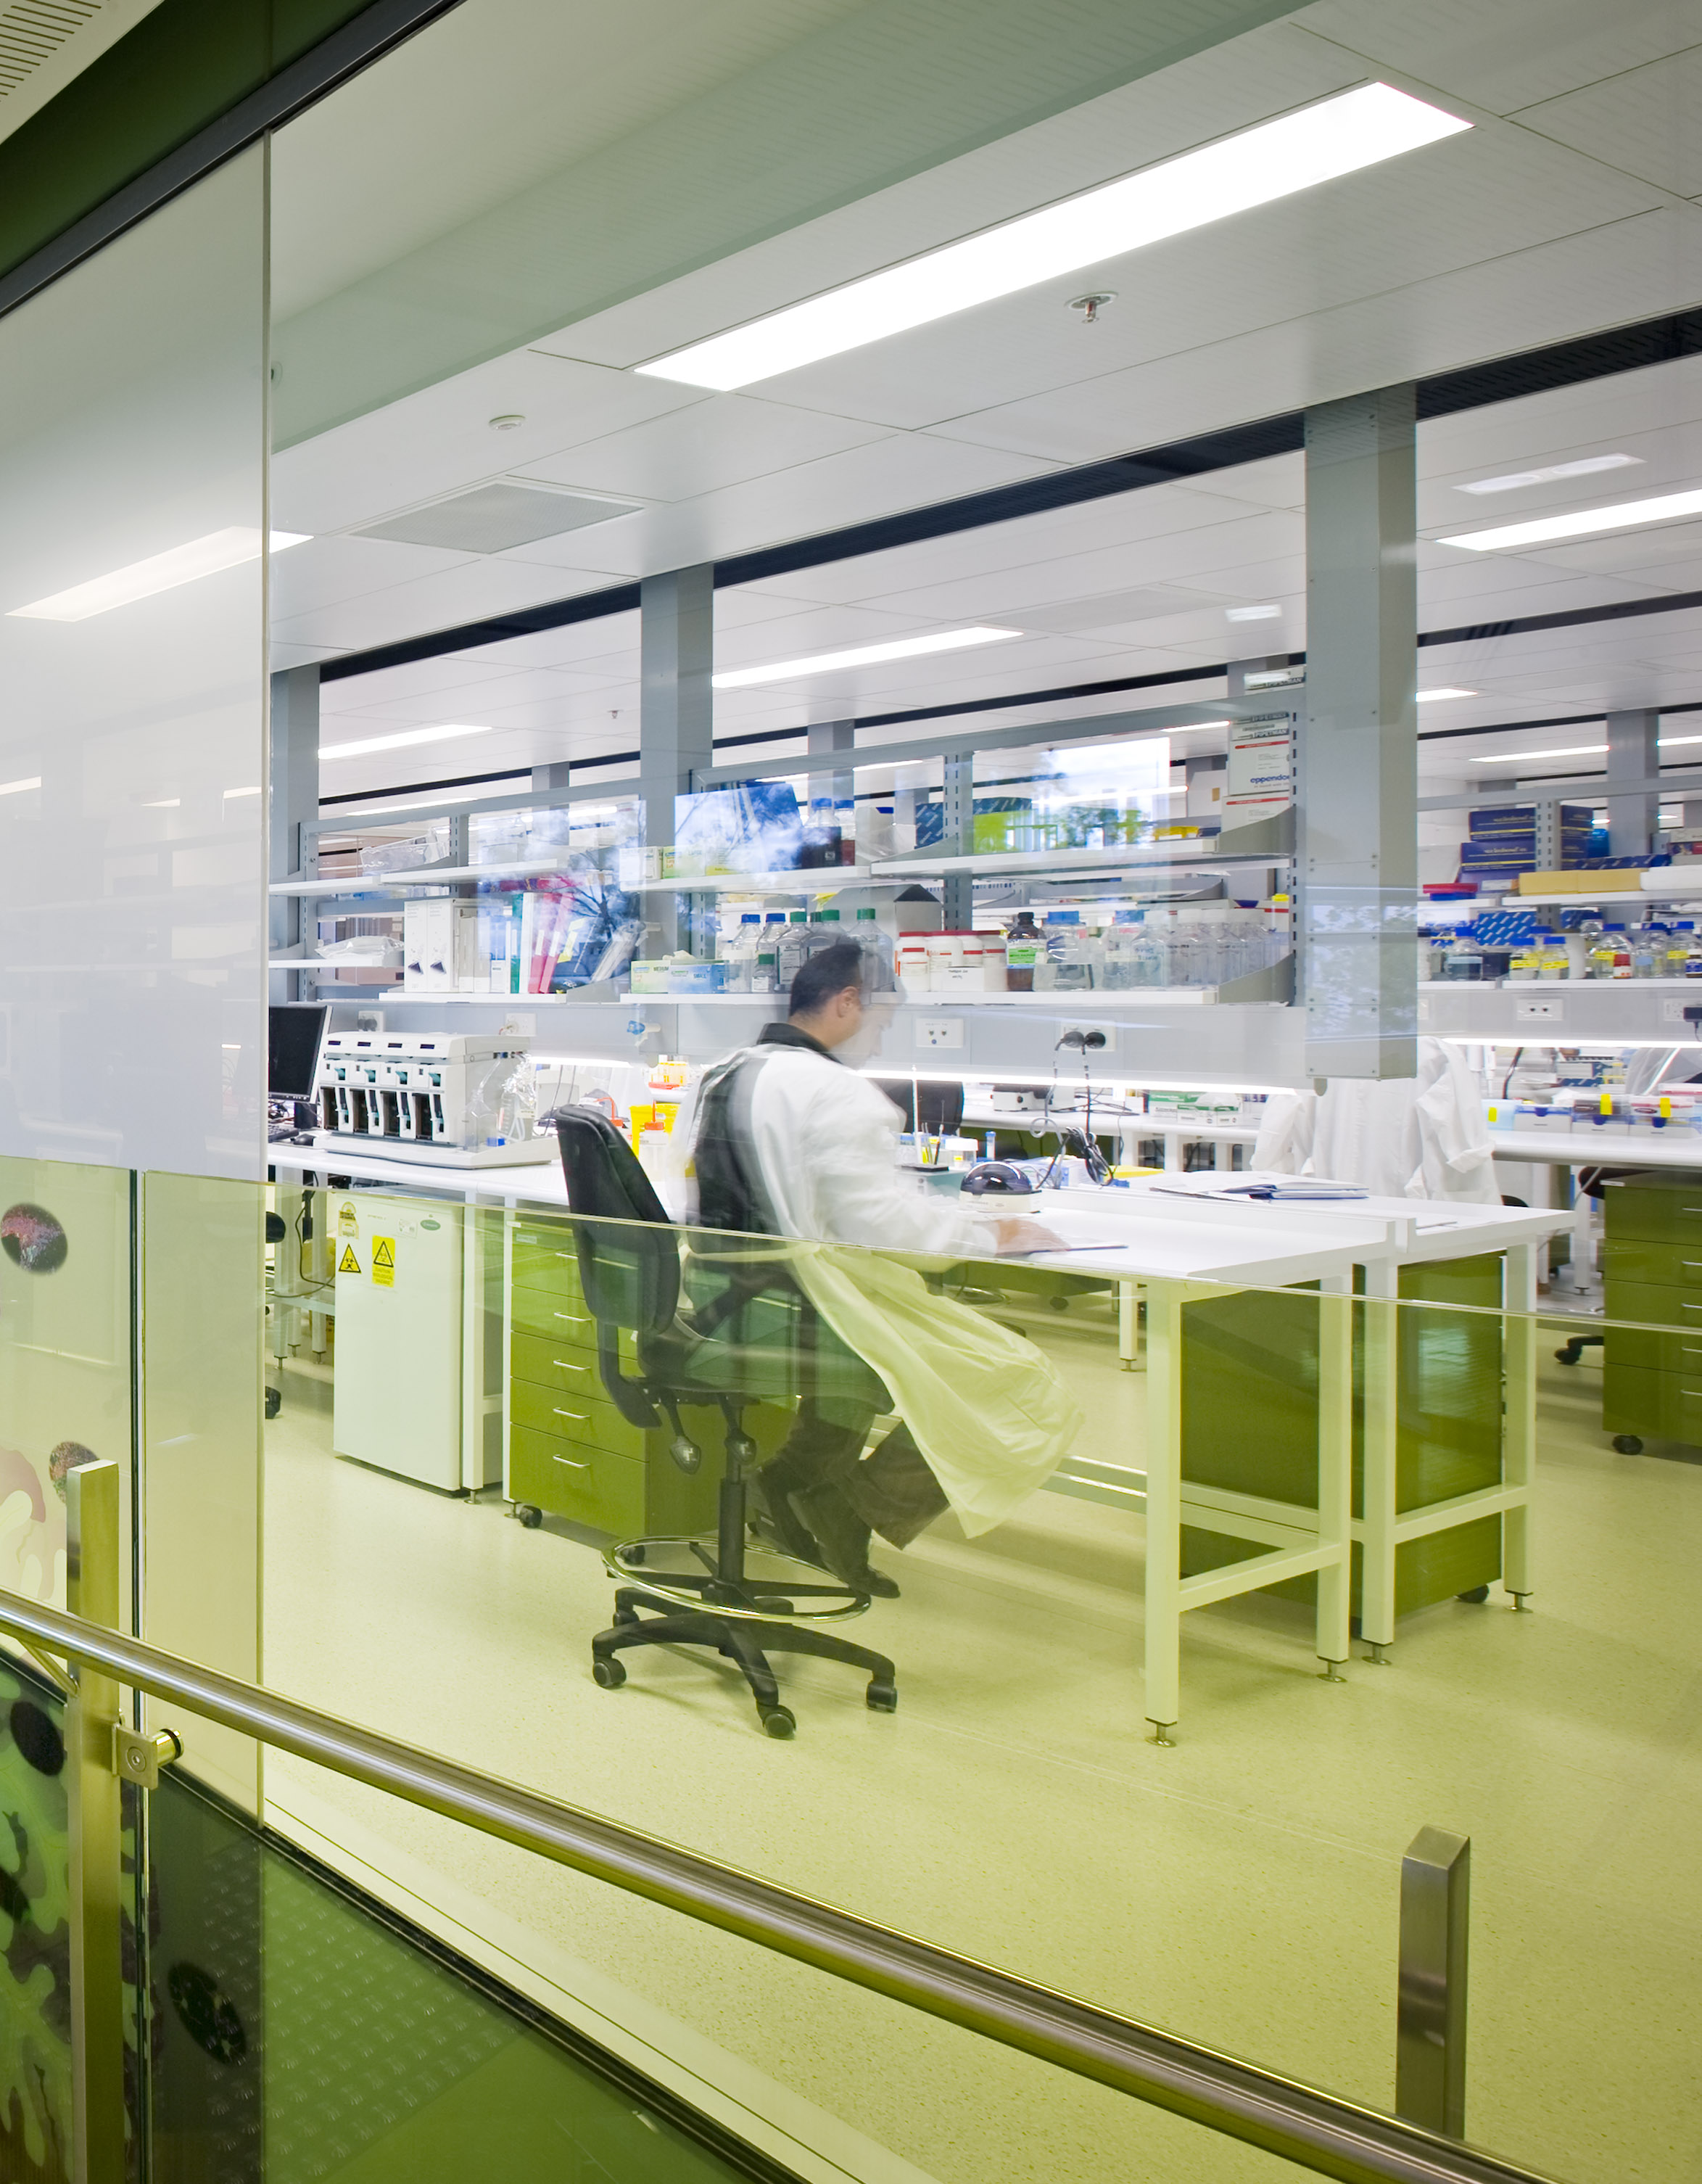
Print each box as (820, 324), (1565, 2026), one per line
(673, 938), (1081, 1595)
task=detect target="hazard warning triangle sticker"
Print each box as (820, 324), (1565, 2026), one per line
(338, 1243), (361, 1275)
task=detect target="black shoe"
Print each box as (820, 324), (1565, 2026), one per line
(748, 1469), (822, 1565)
(790, 1485), (900, 1598)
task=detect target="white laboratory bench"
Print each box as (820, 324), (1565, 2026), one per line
(268, 1137), (1563, 1739)
(1490, 1126), (1702, 1295)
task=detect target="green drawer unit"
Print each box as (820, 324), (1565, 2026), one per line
(1602, 1276), (1702, 1329)
(1600, 1169), (1702, 1451)
(508, 1399), (796, 1534)
(509, 1421), (647, 1535)
(1598, 1179), (1702, 1246)
(1178, 1254), (1505, 1619)
(1601, 1238), (1702, 1290)
(511, 1284), (600, 1346)
(510, 1375), (649, 1459)
(511, 1324), (637, 1384)
(1600, 1323), (1702, 1375)
(1603, 1364), (1702, 1446)
(512, 1224), (586, 1298)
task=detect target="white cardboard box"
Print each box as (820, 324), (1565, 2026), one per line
(404, 900), (482, 991)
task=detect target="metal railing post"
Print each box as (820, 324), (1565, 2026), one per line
(66, 1459), (127, 2184)
(1397, 1826), (1470, 2138)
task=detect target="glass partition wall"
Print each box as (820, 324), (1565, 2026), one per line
(6, 0), (1702, 2177)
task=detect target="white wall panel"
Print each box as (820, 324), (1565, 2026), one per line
(0, 149), (268, 1182)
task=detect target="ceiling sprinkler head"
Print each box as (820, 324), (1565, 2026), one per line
(489, 413), (525, 431)
(1067, 292), (1115, 326)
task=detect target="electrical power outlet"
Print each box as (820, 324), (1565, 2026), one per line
(917, 1016), (964, 1050)
(1513, 996), (1565, 1022)
(1663, 1000), (1702, 1024)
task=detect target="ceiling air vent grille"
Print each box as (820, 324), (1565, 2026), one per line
(355, 479), (643, 555)
(0, 1), (103, 98)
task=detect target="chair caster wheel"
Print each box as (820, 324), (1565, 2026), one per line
(1049, 1295), (1070, 1311)
(612, 1607), (638, 1627)
(1555, 1345), (1581, 1364)
(866, 1681), (897, 1713)
(264, 1387), (281, 1419)
(759, 1706), (796, 1739)
(1457, 1585), (1490, 1604)
(516, 1504), (542, 1529)
(592, 1657), (626, 1689)
(1612, 1435), (1644, 1455)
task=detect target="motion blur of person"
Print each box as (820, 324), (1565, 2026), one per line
(669, 939), (1081, 1596)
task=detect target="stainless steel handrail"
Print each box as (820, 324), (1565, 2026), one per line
(1, 1588), (1568, 2184)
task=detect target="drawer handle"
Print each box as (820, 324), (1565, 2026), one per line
(551, 1359), (590, 1372)
(552, 1454), (590, 1470)
(553, 1409), (589, 1422)
(551, 1311), (590, 1324)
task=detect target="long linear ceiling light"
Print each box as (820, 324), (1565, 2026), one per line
(1469, 732), (1702, 762)
(713, 626), (1020, 689)
(1440, 487), (1702, 553)
(9, 528), (310, 622)
(637, 83), (1468, 390)
(321, 724), (493, 762)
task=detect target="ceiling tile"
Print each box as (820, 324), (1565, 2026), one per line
(1292, 0), (1702, 115)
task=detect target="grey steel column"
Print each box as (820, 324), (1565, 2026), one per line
(640, 565), (714, 952)
(268, 666), (319, 989)
(940, 751), (975, 928)
(532, 761), (572, 793)
(1397, 1826), (1470, 2138)
(1297, 387), (1418, 1080)
(1606, 708), (1659, 857)
(66, 1459), (125, 2184)
(1530, 799), (1558, 874)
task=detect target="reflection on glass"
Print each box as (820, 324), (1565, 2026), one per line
(0, 1661), (70, 2184)
(149, 1772), (749, 2184)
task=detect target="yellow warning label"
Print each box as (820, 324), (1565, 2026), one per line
(371, 1235), (395, 1288)
(338, 1243), (361, 1275)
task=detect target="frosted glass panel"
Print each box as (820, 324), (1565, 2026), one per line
(0, 149), (268, 1181)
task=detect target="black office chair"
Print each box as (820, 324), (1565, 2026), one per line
(548, 1109), (898, 1738)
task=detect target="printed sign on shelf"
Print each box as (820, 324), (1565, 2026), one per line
(1226, 711), (1295, 815)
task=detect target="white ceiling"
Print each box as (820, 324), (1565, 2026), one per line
(270, 0), (1702, 821)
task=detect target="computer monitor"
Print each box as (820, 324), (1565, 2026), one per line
(268, 1005), (327, 1103)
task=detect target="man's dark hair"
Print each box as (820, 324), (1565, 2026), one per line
(789, 939), (867, 1018)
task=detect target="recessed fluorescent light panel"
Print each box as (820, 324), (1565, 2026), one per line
(0, 777), (41, 796)
(1417, 688), (1476, 702)
(1226, 603), (1281, 622)
(320, 724), (494, 762)
(1440, 487), (1702, 552)
(712, 627), (1020, 689)
(1455, 454), (1642, 495)
(640, 83), (1468, 390)
(8, 528), (310, 622)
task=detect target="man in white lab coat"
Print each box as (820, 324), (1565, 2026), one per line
(679, 940), (1080, 1596)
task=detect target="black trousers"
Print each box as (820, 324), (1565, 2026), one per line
(764, 1398), (949, 1550)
